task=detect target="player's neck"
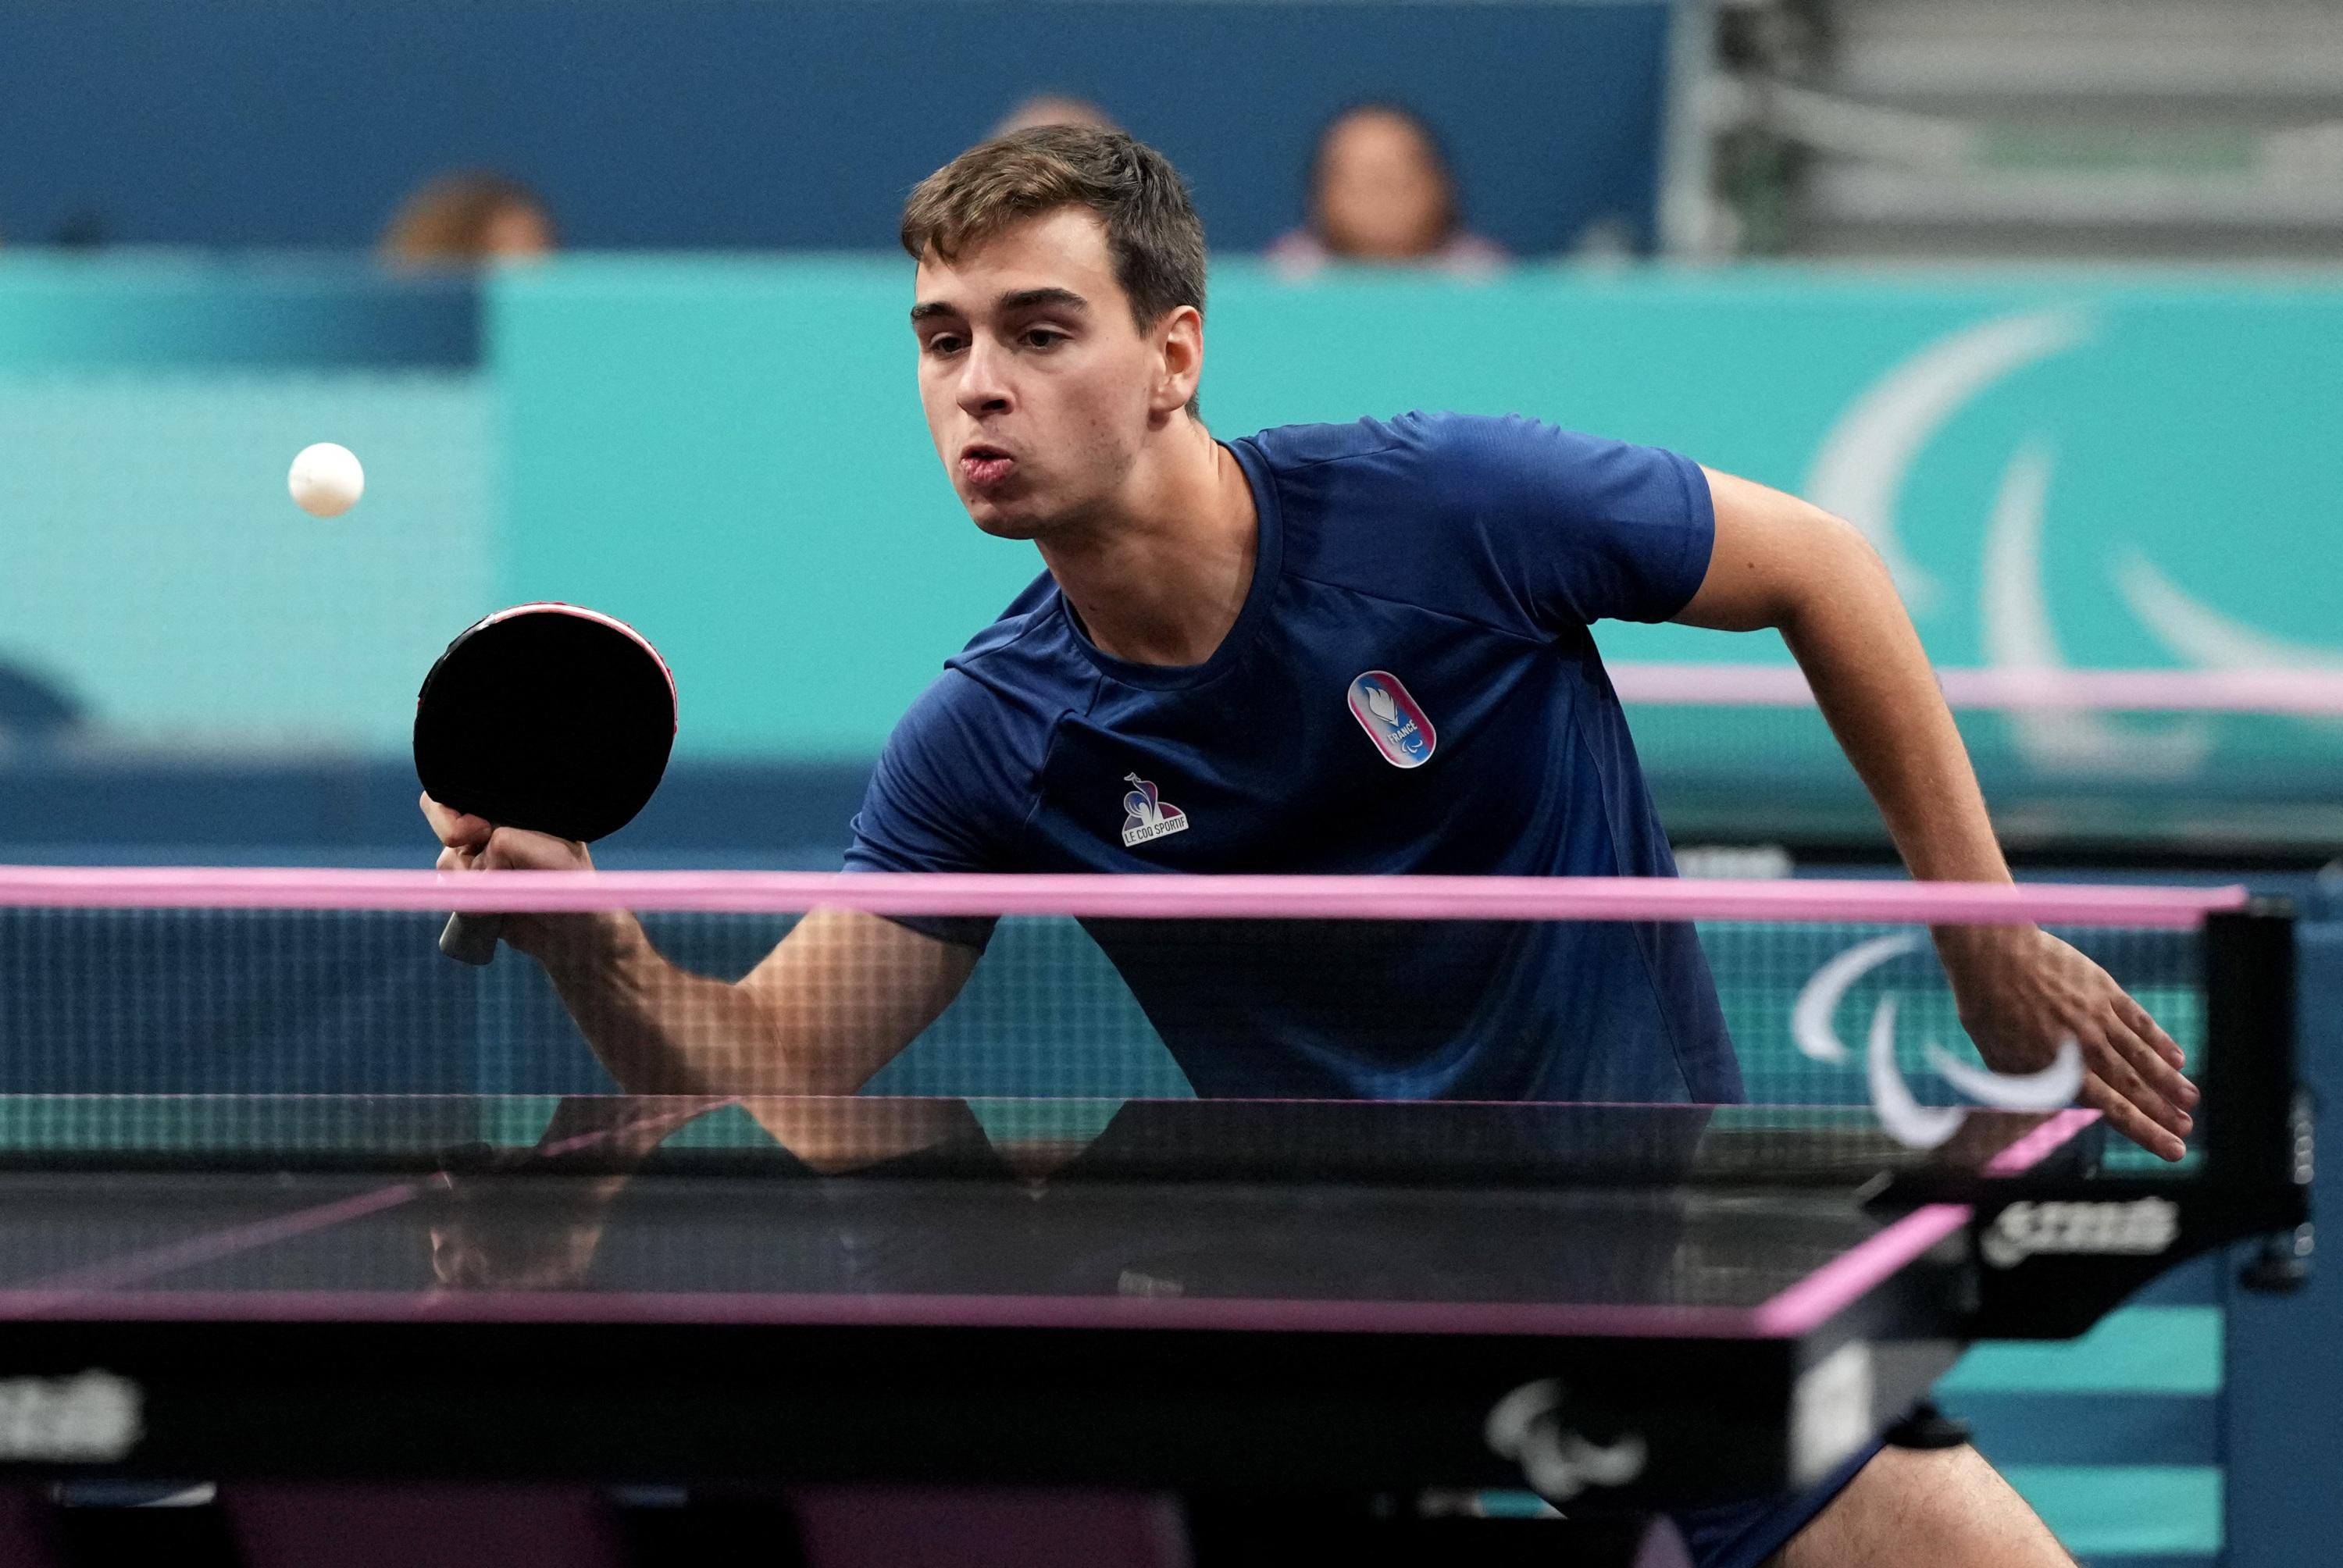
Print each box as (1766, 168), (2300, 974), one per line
(1040, 420), (1258, 668)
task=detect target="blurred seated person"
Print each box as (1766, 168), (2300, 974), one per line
(1268, 104), (1505, 280)
(990, 93), (1119, 137)
(380, 171), (555, 267)
(0, 661), (84, 746)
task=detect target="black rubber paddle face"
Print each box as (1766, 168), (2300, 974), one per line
(414, 605), (676, 843)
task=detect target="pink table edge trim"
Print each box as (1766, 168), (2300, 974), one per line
(1746, 1205), (1971, 1338)
(1983, 1108), (2105, 1175)
(1749, 1107), (2106, 1337)
(0, 868), (2248, 925)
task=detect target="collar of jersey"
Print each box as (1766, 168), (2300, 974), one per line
(1059, 436), (1286, 692)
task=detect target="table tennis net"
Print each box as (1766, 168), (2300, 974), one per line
(0, 871), (2237, 1183)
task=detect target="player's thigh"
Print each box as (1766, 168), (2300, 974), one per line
(1766, 1443), (2074, 1568)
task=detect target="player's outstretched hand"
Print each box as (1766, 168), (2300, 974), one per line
(420, 791), (596, 957)
(1938, 925), (2198, 1162)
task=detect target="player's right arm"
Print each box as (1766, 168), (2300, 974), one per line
(422, 793), (976, 1096)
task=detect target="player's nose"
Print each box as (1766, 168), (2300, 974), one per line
(955, 340), (1015, 415)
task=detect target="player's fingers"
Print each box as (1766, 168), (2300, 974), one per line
(480, 828), (524, 872)
(418, 790), (458, 837)
(419, 792), (492, 851)
(2107, 1014), (2197, 1117)
(2080, 1074), (2186, 1163)
(480, 825), (588, 874)
(2086, 1028), (2190, 1139)
(2115, 994), (2193, 1085)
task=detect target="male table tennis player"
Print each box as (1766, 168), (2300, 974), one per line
(426, 128), (2195, 1566)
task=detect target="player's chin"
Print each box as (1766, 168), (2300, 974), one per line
(961, 492), (1049, 541)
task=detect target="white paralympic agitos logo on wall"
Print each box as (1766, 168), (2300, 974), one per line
(1809, 307), (2343, 776)
(1791, 932), (2084, 1149)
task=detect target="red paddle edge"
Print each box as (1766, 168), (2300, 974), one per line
(447, 600), (679, 725)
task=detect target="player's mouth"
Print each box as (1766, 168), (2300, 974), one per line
(960, 444), (1018, 490)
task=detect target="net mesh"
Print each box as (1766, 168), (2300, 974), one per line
(1612, 665), (2343, 856)
(0, 907), (2197, 1099)
(0, 872), (2224, 1185)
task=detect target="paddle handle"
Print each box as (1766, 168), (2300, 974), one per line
(440, 912), (504, 965)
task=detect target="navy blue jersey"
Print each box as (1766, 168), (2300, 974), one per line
(846, 412), (1739, 1103)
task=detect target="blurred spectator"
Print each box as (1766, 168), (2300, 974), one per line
(991, 94), (1119, 137)
(52, 211), (107, 250)
(0, 663), (84, 745)
(1268, 104), (1506, 279)
(380, 172), (555, 266)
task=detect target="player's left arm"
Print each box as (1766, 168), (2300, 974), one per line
(1672, 467), (2198, 1161)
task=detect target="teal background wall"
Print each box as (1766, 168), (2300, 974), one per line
(7, 255), (2342, 772)
(5, 255), (2341, 868)
(0, 371), (490, 744)
(494, 260), (2343, 760)
(495, 258), (972, 757)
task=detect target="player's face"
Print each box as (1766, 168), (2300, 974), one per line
(911, 209), (1170, 540)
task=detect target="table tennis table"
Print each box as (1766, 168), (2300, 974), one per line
(0, 900), (2312, 1566)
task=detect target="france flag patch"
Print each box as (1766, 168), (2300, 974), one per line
(1346, 671), (1437, 768)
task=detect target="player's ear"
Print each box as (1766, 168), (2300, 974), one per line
(1152, 305), (1204, 419)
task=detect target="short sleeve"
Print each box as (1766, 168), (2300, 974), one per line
(1434, 414), (1714, 631)
(843, 673), (1016, 951)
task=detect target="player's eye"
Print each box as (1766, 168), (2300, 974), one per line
(924, 334), (965, 357)
(1022, 329), (1068, 349)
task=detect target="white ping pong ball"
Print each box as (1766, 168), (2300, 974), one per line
(288, 442), (366, 518)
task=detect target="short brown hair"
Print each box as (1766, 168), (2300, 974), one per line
(380, 170), (553, 265)
(902, 127), (1207, 412)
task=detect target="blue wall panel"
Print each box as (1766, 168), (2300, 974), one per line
(0, 0), (1670, 256)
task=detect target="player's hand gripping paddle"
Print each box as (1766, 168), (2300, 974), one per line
(415, 604), (676, 964)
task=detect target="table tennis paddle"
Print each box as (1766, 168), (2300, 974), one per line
(414, 603), (676, 964)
